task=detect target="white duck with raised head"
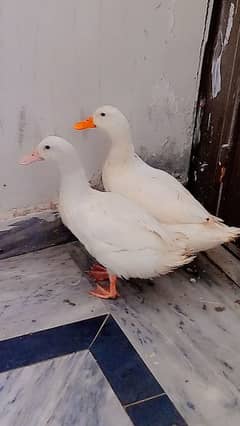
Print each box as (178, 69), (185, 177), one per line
(74, 106), (240, 252)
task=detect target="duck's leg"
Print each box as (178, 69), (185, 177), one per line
(90, 264), (106, 272)
(89, 275), (119, 299)
(87, 263), (108, 281)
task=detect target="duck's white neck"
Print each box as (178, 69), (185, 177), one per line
(58, 154), (90, 195)
(105, 125), (134, 165)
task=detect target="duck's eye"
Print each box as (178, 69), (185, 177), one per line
(45, 145), (50, 150)
(100, 112), (106, 117)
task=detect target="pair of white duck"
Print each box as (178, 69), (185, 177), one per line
(20, 106), (240, 299)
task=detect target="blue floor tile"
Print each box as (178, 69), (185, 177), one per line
(90, 315), (164, 405)
(126, 395), (187, 426)
(0, 315), (107, 372)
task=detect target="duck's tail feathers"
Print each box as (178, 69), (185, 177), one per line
(161, 253), (196, 275)
(222, 225), (240, 243)
(176, 222), (240, 253)
(208, 222), (240, 244)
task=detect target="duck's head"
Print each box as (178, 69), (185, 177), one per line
(19, 136), (76, 166)
(74, 105), (130, 140)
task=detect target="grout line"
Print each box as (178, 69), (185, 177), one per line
(88, 313), (110, 350)
(123, 392), (166, 409)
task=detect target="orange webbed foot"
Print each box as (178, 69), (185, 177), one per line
(89, 275), (119, 299)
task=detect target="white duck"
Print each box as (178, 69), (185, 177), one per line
(74, 105), (240, 253)
(20, 136), (194, 299)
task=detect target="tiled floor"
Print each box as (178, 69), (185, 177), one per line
(0, 315), (185, 426)
(1, 243), (240, 425)
(0, 350), (132, 426)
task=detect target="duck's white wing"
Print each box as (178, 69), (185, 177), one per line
(85, 191), (187, 251)
(78, 191), (192, 279)
(129, 156), (219, 224)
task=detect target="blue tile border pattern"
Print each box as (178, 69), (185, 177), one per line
(0, 314), (187, 426)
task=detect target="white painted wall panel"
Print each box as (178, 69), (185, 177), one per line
(0, 0), (210, 214)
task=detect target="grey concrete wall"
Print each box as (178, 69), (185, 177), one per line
(0, 0), (210, 216)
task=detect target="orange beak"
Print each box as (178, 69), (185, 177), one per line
(19, 149), (44, 165)
(73, 116), (96, 131)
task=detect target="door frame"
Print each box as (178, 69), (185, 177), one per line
(189, 0), (240, 222)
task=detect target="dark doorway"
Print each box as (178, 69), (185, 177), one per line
(189, 0), (240, 228)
